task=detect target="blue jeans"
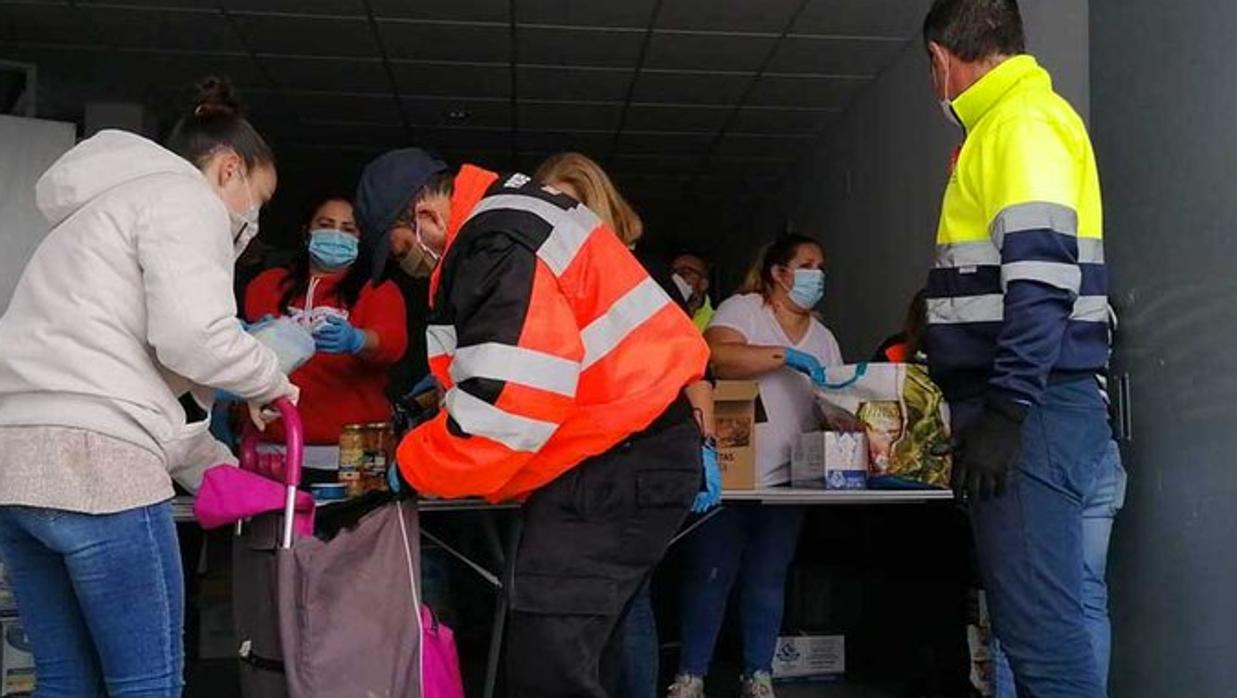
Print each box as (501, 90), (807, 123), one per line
(617, 580), (658, 698)
(678, 506), (804, 677)
(0, 502), (184, 697)
(963, 381), (1125, 698)
(990, 438), (1126, 698)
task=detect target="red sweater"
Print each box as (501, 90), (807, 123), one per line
(244, 268), (408, 445)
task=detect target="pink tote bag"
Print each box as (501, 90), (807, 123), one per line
(421, 606), (464, 698)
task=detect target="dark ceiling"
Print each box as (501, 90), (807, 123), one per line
(0, 0), (928, 253)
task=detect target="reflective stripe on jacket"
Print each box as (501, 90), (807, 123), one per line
(399, 166), (709, 502)
(926, 55), (1109, 404)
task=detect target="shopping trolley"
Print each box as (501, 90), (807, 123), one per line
(229, 399), (424, 698)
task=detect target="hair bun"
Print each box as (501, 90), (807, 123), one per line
(192, 76), (242, 118)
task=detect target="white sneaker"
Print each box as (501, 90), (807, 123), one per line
(740, 671), (776, 698)
(667, 674), (706, 698)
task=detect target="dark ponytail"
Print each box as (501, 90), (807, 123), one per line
(166, 76), (274, 171)
(739, 234), (826, 302)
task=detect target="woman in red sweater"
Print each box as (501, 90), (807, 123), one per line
(244, 195), (408, 479)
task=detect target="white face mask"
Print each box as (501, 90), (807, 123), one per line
(940, 99), (962, 129)
(396, 218), (441, 279)
(935, 50), (963, 130)
(671, 273), (693, 303)
(228, 167), (260, 259)
(415, 221), (441, 267)
(398, 245), (433, 279)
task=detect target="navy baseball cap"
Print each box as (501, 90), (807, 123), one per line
(354, 148), (449, 280)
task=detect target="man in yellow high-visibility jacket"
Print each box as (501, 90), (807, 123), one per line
(921, 2), (1124, 697)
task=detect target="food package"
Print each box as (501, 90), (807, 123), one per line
(792, 431), (868, 490)
(811, 363), (952, 489)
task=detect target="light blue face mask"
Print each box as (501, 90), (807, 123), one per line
(787, 268), (826, 310)
(308, 229), (359, 270)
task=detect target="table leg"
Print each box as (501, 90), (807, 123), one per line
(668, 506), (724, 546)
(480, 510), (506, 570)
(421, 528), (503, 589)
(484, 514), (523, 698)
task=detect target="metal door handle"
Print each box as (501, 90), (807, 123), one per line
(1117, 373), (1133, 442)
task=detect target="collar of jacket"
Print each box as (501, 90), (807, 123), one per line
(951, 54), (1049, 133)
(429, 163), (500, 297)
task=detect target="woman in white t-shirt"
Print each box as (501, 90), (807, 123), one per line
(668, 234), (842, 698)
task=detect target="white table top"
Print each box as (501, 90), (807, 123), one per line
(721, 488), (955, 505)
(173, 487), (952, 524)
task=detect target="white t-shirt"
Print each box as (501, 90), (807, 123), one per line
(709, 293), (844, 487)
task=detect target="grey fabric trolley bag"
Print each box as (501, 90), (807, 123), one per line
(230, 402), (423, 698)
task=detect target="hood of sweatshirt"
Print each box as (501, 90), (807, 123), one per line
(36, 129), (209, 228)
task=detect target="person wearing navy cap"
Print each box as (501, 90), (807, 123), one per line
(355, 151), (710, 697)
(354, 148), (450, 282)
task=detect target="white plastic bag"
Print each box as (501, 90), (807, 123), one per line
(812, 363), (953, 489)
(249, 317), (315, 374)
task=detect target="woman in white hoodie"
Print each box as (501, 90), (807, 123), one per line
(0, 78), (297, 697)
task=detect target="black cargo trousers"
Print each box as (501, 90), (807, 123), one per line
(506, 412), (702, 697)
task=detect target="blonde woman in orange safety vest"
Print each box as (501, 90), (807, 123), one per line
(535, 152), (721, 698)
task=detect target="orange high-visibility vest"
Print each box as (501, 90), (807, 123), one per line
(398, 166), (709, 502)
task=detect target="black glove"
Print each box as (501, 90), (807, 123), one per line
(952, 395), (1028, 500)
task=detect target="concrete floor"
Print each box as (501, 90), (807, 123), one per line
(185, 660), (902, 698)
(776, 684), (898, 698)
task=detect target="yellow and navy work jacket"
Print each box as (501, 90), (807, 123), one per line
(397, 165), (709, 502)
(927, 55), (1108, 404)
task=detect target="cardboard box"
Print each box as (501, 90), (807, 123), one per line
(792, 431), (868, 490)
(714, 381), (759, 490)
(1, 618), (34, 697)
(771, 634), (845, 680)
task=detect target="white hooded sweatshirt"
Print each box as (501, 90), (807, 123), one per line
(0, 130), (289, 496)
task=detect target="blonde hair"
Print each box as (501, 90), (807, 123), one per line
(534, 152), (644, 246)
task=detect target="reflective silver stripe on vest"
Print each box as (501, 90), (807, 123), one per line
(936, 241), (1001, 269)
(940, 237), (1105, 268)
(539, 205), (602, 275)
(929, 293), (1112, 325)
(465, 194), (602, 276)
(581, 276), (671, 369)
(450, 343), (580, 398)
(444, 387), (558, 452)
(990, 201), (1079, 248)
(427, 324), (457, 358)
(1078, 237), (1105, 264)
(928, 294), (1004, 324)
(1002, 261), (1082, 293)
(1072, 295), (1110, 323)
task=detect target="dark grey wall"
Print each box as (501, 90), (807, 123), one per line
(1092, 2), (1237, 696)
(1022, 0), (1090, 122)
(765, 39), (952, 359)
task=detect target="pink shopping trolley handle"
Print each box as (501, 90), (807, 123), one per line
(238, 397), (304, 488)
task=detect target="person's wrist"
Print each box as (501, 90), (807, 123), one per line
(783, 350), (802, 372)
(348, 327), (368, 355)
(702, 434), (718, 450)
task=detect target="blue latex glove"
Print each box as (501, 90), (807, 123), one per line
(214, 390), (241, 403)
(387, 462), (408, 494)
(407, 373), (440, 400)
(692, 442), (723, 513)
(784, 347), (826, 386)
(314, 315), (367, 355)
